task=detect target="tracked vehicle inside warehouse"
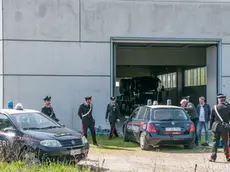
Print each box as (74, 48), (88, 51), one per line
(117, 76), (164, 115)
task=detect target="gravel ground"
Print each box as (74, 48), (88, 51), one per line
(80, 146), (230, 172)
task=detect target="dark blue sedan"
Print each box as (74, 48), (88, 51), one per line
(0, 105), (89, 163)
(123, 105), (195, 150)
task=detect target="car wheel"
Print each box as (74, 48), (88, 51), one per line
(184, 141), (195, 149)
(123, 127), (129, 142)
(140, 132), (150, 150)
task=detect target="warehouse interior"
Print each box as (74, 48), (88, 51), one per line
(112, 41), (218, 115)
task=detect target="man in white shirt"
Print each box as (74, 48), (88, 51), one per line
(197, 97), (211, 146)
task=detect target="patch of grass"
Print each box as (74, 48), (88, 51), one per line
(87, 135), (138, 148)
(0, 161), (92, 172)
(201, 131), (213, 144)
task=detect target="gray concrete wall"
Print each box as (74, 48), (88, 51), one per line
(117, 47), (206, 66)
(0, 0), (2, 109)
(3, 41), (111, 130)
(1, 0), (230, 130)
(81, 0), (230, 43)
(222, 45), (230, 100)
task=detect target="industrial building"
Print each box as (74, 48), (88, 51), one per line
(0, 0), (229, 131)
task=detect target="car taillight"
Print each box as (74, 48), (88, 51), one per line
(189, 123), (195, 132)
(147, 124), (156, 132)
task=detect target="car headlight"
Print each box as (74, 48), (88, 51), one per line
(40, 140), (62, 147)
(81, 136), (88, 144)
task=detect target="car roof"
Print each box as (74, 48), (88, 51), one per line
(0, 109), (40, 115)
(146, 105), (183, 109)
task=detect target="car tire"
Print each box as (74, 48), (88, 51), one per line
(140, 132), (150, 150)
(184, 141), (195, 149)
(123, 127), (129, 142)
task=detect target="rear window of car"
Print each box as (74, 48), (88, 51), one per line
(151, 108), (189, 121)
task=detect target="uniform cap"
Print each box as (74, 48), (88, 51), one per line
(43, 96), (51, 101)
(217, 93), (226, 98)
(85, 96), (92, 100)
(110, 97), (115, 100)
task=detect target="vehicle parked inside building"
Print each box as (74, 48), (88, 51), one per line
(0, 104), (89, 163)
(117, 76), (164, 115)
(122, 105), (195, 150)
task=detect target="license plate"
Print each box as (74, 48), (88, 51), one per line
(70, 149), (81, 155)
(165, 127), (181, 131)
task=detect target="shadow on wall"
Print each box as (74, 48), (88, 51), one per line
(183, 86), (206, 106)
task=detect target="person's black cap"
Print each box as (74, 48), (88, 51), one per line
(85, 96), (92, 100)
(110, 97), (115, 100)
(43, 96), (51, 101)
(217, 93), (226, 98)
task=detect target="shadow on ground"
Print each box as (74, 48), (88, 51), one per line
(94, 145), (136, 151)
(146, 145), (213, 154)
(88, 135), (139, 149)
(78, 163), (109, 172)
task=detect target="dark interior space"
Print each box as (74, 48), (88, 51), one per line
(113, 42), (209, 115)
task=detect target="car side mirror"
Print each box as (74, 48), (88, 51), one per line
(3, 127), (16, 133)
(3, 128), (16, 137)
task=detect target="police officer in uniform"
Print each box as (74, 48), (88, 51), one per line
(41, 96), (59, 122)
(209, 94), (230, 162)
(105, 97), (121, 139)
(78, 96), (98, 146)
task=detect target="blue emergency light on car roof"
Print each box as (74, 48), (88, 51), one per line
(15, 103), (24, 110)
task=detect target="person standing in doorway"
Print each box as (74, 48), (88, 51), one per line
(78, 96), (98, 146)
(105, 97), (121, 139)
(180, 98), (199, 146)
(197, 97), (211, 146)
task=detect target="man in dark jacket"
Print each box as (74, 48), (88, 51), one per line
(180, 98), (199, 146)
(41, 96), (59, 122)
(197, 97), (211, 146)
(105, 97), (121, 139)
(209, 94), (230, 162)
(78, 96), (98, 146)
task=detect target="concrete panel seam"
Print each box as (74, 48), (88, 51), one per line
(3, 39), (110, 44)
(79, 0), (81, 42)
(3, 74), (110, 77)
(119, 0), (230, 4)
(1, 0), (4, 108)
(222, 76), (230, 77)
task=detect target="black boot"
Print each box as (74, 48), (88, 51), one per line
(93, 142), (99, 146)
(209, 154), (216, 162)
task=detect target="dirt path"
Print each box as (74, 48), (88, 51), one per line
(80, 146), (230, 172)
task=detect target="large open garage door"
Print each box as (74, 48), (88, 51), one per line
(110, 38), (221, 115)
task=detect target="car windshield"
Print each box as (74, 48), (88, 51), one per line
(11, 112), (60, 130)
(151, 108), (189, 121)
